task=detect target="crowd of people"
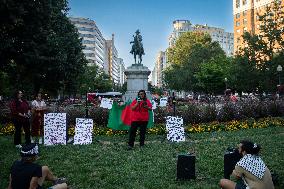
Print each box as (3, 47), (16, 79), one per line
(5, 89), (276, 189)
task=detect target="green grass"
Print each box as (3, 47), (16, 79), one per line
(0, 127), (283, 189)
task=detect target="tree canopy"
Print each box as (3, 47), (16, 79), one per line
(164, 31), (227, 93)
(0, 0), (87, 97)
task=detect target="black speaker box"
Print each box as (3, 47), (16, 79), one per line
(176, 154), (196, 180)
(224, 149), (242, 179)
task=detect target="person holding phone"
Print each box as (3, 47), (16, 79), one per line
(128, 90), (152, 150)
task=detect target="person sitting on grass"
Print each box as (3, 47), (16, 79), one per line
(219, 140), (274, 189)
(7, 143), (68, 189)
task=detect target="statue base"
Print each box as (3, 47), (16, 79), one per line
(123, 64), (151, 102)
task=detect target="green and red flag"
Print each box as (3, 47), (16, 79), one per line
(107, 101), (154, 130)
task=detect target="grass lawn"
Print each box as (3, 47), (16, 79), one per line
(0, 127), (283, 189)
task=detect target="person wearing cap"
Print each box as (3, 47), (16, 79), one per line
(219, 140), (274, 189)
(7, 143), (68, 189)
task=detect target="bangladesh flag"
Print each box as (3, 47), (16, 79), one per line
(107, 101), (154, 130)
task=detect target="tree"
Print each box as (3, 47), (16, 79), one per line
(164, 31), (226, 92)
(0, 0), (87, 97)
(228, 56), (260, 93)
(237, 0), (284, 93)
(78, 66), (112, 94)
(194, 56), (231, 94)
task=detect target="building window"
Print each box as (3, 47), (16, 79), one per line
(236, 29), (240, 33)
(237, 37), (240, 43)
(242, 0), (247, 5)
(243, 10), (247, 16)
(236, 13), (240, 19)
(243, 19), (247, 25)
(236, 0), (240, 8)
(236, 21), (240, 27)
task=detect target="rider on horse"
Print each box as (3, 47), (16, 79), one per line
(130, 29), (145, 64)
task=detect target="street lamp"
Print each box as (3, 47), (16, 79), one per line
(277, 65), (282, 86)
(224, 77), (228, 90)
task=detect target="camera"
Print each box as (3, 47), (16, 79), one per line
(224, 147), (242, 179)
(137, 97), (141, 102)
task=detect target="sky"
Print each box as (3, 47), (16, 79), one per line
(68, 0), (233, 71)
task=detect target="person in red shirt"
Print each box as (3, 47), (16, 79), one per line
(10, 90), (31, 148)
(128, 90), (152, 149)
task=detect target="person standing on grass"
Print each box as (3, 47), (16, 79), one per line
(219, 140), (274, 189)
(31, 93), (47, 144)
(10, 90), (31, 148)
(7, 143), (68, 189)
(128, 90), (152, 150)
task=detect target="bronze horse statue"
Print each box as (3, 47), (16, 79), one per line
(130, 30), (145, 64)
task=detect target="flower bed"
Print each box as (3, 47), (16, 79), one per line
(1, 117), (283, 136)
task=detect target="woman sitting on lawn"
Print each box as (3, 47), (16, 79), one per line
(219, 140), (274, 189)
(8, 143), (68, 189)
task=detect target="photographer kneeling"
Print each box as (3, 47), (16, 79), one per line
(220, 140), (274, 189)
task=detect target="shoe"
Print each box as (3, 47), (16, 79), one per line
(15, 144), (22, 149)
(53, 177), (67, 185)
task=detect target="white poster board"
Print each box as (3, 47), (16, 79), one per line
(166, 116), (185, 142)
(151, 100), (157, 110)
(159, 97), (168, 107)
(44, 113), (66, 146)
(100, 98), (113, 109)
(74, 118), (93, 145)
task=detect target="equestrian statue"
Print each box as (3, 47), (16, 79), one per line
(130, 29), (145, 64)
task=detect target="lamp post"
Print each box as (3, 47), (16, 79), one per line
(277, 65), (282, 86)
(224, 77), (228, 90)
(85, 87), (91, 118)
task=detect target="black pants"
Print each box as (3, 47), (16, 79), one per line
(13, 119), (31, 145)
(128, 121), (148, 147)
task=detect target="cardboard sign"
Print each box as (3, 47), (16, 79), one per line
(74, 118), (93, 145)
(44, 113), (66, 146)
(159, 97), (168, 107)
(166, 116), (185, 142)
(151, 100), (157, 110)
(100, 98), (113, 109)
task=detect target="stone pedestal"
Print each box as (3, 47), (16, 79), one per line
(123, 64), (151, 102)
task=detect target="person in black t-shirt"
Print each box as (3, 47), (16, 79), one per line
(8, 143), (68, 189)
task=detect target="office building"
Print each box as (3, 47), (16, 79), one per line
(117, 58), (126, 86)
(69, 17), (106, 68)
(168, 20), (234, 56)
(233, 0), (284, 54)
(106, 34), (119, 84)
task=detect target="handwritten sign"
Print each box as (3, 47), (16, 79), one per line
(74, 118), (93, 145)
(159, 97), (168, 107)
(100, 98), (113, 109)
(151, 100), (157, 110)
(166, 116), (185, 142)
(44, 113), (66, 146)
